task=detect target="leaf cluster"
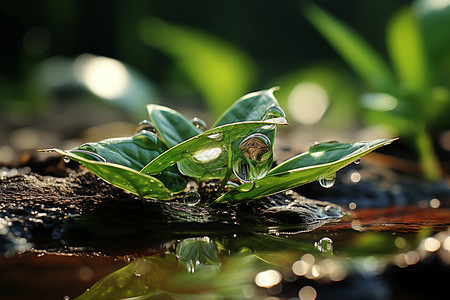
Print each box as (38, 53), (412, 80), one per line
(45, 88), (395, 204)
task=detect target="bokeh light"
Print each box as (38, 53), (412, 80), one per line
(287, 83), (329, 125)
(74, 54), (130, 100)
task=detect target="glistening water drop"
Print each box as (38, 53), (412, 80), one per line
(319, 175), (336, 188)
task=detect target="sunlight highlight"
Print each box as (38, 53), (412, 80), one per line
(75, 54), (129, 99)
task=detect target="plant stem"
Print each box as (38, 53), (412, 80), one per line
(415, 129), (442, 182)
(216, 144), (233, 196)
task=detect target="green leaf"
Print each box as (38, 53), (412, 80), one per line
(213, 88), (286, 182)
(139, 17), (255, 117)
(72, 131), (167, 171)
(214, 87), (285, 127)
(147, 104), (203, 148)
(213, 138), (397, 204)
(68, 131), (187, 193)
(45, 149), (174, 200)
(304, 4), (396, 92)
(386, 7), (430, 95)
(140, 118), (288, 178)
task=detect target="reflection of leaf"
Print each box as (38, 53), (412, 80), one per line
(304, 3), (395, 92)
(75, 255), (180, 300)
(139, 17), (255, 117)
(214, 138), (397, 204)
(147, 104), (203, 148)
(141, 118), (288, 178)
(45, 149), (174, 200)
(176, 237), (221, 273)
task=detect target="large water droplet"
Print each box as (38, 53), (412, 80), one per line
(232, 133), (272, 183)
(207, 132), (223, 141)
(314, 237), (333, 253)
(319, 174), (336, 188)
(191, 117), (207, 131)
(63, 156), (71, 163)
(183, 190), (201, 206)
(136, 120), (156, 133)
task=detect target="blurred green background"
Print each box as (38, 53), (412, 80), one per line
(0, 0), (449, 179)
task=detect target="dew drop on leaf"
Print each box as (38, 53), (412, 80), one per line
(63, 156), (70, 163)
(239, 182), (255, 192)
(136, 120), (156, 133)
(207, 132), (223, 141)
(319, 174), (336, 188)
(354, 158), (361, 165)
(183, 190), (201, 206)
(191, 117), (207, 131)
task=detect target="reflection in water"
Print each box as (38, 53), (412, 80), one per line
(70, 207), (450, 299)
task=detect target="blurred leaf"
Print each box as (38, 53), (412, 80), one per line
(213, 138), (396, 204)
(147, 104), (203, 148)
(141, 118), (288, 179)
(304, 3), (396, 92)
(45, 149), (174, 199)
(139, 18), (256, 117)
(386, 7), (430, 96)
(360, 93), (414, 135)
(414, 0), (450, 71)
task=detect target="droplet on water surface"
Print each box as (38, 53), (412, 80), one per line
(314, 237), (333, 253)
(319, 174), (336, 188)
(183, 190), (201, 206)
(191, 117), (207, 131)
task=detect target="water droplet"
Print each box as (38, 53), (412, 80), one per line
(133, 258), (151, 277)
(136, 120), (156, 133)
(232, 133), (272, 183)
(239, 182), (255, 192)
(207, 132), (223, 141)
(312, 141), (319, 146)
(354, 158), (361, 165)
(63, 156), (71, 163)
(183, 190), (201, 206)
(191, 117), (207, 131)
(319, 174), (336, 188)
(192, 148), (222, 162)
(314, 237), (333, 253)
(181, 150), (191, 158)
